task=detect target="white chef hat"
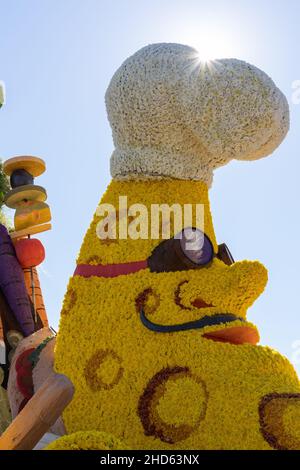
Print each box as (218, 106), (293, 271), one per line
(106, 43), (289, 186)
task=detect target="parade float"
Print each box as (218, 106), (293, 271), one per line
(0, 44), (299, 450)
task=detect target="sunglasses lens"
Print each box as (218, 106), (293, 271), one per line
(180, 228), (213, 266)
(217, 243), (235, 266)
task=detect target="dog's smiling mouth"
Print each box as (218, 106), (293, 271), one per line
(137, 284), (259, 345)
(139, 309), (259, 345)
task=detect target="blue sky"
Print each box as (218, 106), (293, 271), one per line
(1, 0), (300, 373)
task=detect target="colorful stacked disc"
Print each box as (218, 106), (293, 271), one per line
(1, 156), (50, 342)
(3, 156), (52, 239)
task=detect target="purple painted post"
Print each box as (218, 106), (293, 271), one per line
(0, 224), (34, 336)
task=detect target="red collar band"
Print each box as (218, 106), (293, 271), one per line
(74, 260), (148, 278)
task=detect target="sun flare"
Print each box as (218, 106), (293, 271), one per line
(180, 28), (237, 62)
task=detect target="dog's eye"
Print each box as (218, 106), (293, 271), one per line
(148, 228), (214, 273)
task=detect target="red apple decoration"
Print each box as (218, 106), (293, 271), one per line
(14, 238), (45, 268)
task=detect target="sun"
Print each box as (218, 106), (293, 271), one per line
(194, 35), (236, 62)
(179, 27), (238, 62)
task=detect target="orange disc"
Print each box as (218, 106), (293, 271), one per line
(14, 202), (51, 231)
(3, 156), (46, 177)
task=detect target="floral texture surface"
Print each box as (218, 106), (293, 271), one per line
(45, 431), (127, 450)
(55, 180), (300, 450)
(53, 44), (299, 450)
(106, 43), (289, 186)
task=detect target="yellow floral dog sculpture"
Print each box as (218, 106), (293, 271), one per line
(9, 43), (300, 450)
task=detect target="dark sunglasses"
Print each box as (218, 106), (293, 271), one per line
(148, 227), (234, 273)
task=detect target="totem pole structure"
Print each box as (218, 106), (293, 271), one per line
(0, 155), (51, 383)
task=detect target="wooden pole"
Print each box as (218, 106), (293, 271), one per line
(23, 267), (48, 327)
(0, 373), (74, 450)
(27, 234), (37, 324)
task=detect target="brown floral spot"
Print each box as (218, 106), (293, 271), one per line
(86, 255), (102, 264)
(61, 289), (77, 316)
(100, 231), (117, 246)
(135, 288), (160, 316)
(126, 214), (136, 226)
(97, 211), (136, 246)
(138, 367), (208, 444)
(84, 349), (124, 391)
(175, 281), (213, 310)
(98, 212), (118, 246)
(259, 393), (300, 450)
(174, 281), (192, 310)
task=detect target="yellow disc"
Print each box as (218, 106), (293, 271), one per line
(14, 202), (51, 231)
(3, 156), (46, 177)
(10, 223), (52, 240)
(4, 185), (47, 209)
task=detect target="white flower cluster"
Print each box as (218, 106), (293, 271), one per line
(106, 43), (289, 185)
